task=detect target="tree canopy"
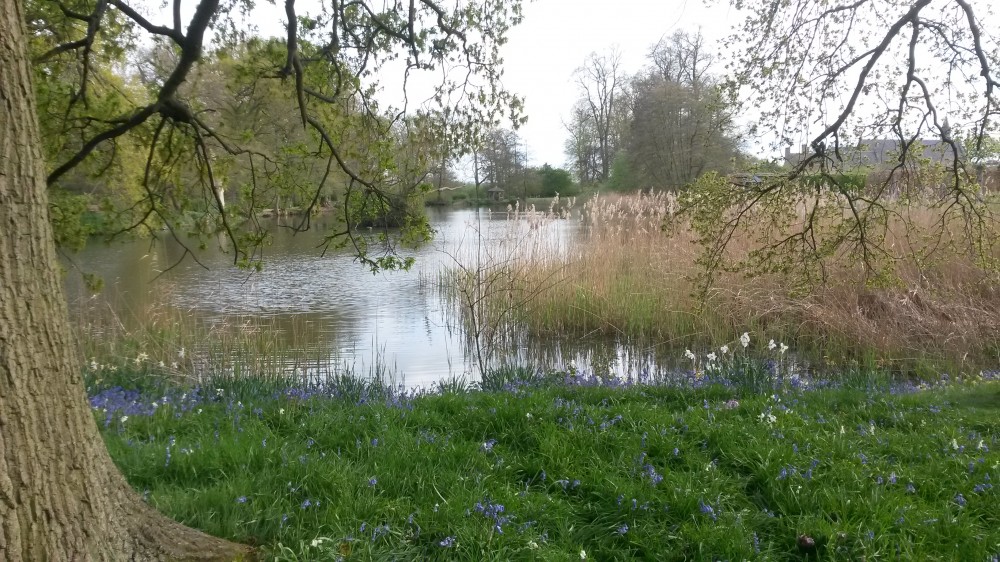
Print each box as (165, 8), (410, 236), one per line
(30, 0), (525, 270)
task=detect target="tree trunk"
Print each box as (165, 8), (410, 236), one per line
(0, 2), (253, 560)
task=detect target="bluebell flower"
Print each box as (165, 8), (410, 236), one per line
(439, 536), (455, 547)
(235, 496), (248, 503)
(698, 499), (717, 522)
(368, 477), (378, 487)
(617, 523), (629, 534)
(954, 493), (967, 507)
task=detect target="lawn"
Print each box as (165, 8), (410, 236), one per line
(91, 367), (1000, 560)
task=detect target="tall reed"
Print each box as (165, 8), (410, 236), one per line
(487, 191), (1000, 372)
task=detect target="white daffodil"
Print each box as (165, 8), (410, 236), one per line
(779, 343), (789, 354)
(707, 352), (717, 362)
(684, 349), (696, 361)
(720, 345), (729, 355)
(768, 339), (777, 350)
(740, 332), (751, 348)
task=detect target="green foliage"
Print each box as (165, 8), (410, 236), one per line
(538, 164), (575, 197)
(27, 0), (526, 273)
(606, 152), (637, 192)
(48, 191), (94, 251)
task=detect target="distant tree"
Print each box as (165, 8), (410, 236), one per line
(0, 0), (523, 558)
(563, 100), (601, 184)
(538, 163), (575, 196)
(678, 0), (1000, 293)
(606, 151), (638, 192)
(478, 128), (525, 195)
(627, 31), (740, 190)
(570, 49), (628, 183)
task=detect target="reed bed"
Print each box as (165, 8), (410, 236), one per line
(492, 190), (1000, 372)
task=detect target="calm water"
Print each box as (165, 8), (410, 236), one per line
(65, 207), (669, 387)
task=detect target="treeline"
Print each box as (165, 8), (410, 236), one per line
(564, 31), (748, 191)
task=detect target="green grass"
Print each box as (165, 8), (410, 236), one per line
(92, 369), (1000, 560)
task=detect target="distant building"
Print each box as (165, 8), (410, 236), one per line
(785, 135), (963, 171)
(487, 186), (505, 201)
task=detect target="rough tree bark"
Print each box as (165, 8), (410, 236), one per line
(0, 1), (252, 560)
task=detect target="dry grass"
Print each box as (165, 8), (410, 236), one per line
(509, 191), (1000, 371)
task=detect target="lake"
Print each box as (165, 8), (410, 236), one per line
(65, 206), (670, 388)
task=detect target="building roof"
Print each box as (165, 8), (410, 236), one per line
(785, 138), (963, 169)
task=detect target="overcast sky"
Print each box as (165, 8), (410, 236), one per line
(233, 0), (744, 169)
(498, 0), (741, 168)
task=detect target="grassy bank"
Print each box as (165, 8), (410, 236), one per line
(457, 191), (1000, 372)
(92, 364), (1000, 560)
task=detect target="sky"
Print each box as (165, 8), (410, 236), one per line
(228, 0), (745, 170)
(496, 0), (741, 168)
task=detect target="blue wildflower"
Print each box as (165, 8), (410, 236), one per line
(698, 499), (718, 522)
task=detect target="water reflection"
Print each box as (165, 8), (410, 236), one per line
(65, 206), (685, 387)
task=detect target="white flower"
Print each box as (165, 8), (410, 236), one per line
(89, 359), (98, 370)
(779, 343), (789, 354)
(951, 438), (960, 450)
(135, 352), (149, 364)
(197, 409), (203, 414)
(684, 349), (696, 361)
(707, 352), (717, 362)
(310, 538), (326, 547)
(158, 360), (165, 368)
(528, 541), (539, 549)
(768, 339), (777, 350)
(216, 388), (224, 396)
(279, 408), (286, 415)
(178, 347), (186, 359)
(580, 550), (587, 560)
(526, 412), (533, 419)
(120, 416), (128, 423)
(719, 345), (729, 355)
(170, 362), (179, 369)
(740, 332), (751, 348)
